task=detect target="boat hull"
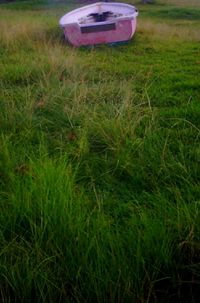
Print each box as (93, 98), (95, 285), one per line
(63, 18), (137, 46)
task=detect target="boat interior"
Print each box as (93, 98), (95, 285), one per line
(79, 11), (122, 24)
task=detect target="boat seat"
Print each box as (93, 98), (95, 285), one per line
(88, 11), (113, 22)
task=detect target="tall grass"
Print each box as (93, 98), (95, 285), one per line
(0, 0), (200, 302)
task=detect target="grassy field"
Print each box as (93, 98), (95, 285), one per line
(0, 0), (200, 302)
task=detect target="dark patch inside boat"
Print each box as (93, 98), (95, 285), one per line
(88, 11), (113, 22)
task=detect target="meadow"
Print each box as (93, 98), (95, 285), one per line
(0, 0), (200, 302)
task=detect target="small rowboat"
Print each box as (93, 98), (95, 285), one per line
(59, 2), (138, 47)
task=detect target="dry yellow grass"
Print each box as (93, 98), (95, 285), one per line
(138, 18), (200, 42)
(0, 12), (44, 48)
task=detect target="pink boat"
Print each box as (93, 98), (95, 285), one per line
(59, 2), (138, 47)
